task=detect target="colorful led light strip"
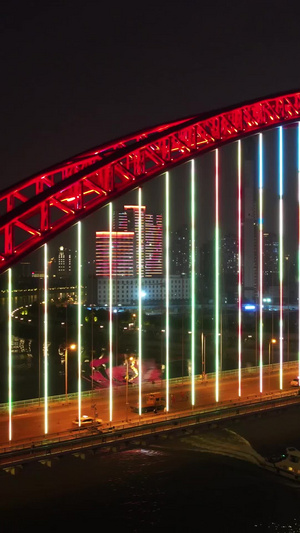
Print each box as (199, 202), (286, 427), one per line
(138, 187), (142, 416)
(298, 122), (300, 381)
(279, 126), (283, 390)
(165, 172), (170, 411)
(238, 140), (242, 397)
(259, 134), (264, 393)
(191, 160), (195, 405)
(8, 268), (12, 441)
(109, 203), (113, 421)
(77, 221), (82, 424)
(215, 149), (219, 402)
(44, 243), (48, 434)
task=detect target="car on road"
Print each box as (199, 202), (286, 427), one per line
(72, 415), (103, 427)
(290, 377), (299, 387)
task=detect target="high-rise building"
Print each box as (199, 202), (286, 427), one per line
(95, 204), (187, 306)
(243, 160), (256, 302)
(113, 205), (163, 277)
(200, 234), (238, 303)
(263, 232), (279, 290)
(145, 213), (163, 276)
(221, 233), (238, 303)
(171, 224), (190, 275)
(52, 246), (73, 279)
(123, 205), (145, 276)
(95, 231), (134, 277)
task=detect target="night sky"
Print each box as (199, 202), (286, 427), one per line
(1, 1), (300, 262)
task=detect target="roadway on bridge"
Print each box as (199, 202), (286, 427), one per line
(0, 365), (298, 446)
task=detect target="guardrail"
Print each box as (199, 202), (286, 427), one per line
(0, 359), (298, 414)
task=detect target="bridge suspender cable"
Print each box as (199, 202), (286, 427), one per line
(138, 187), (143, 416)
(238, 140), (242, 398)
(109, 203), (113, 422)
(298, 123), (300, 381)
(191, 160), (195, 406)
(165, 173), (170, 412)
(77, 221), (82, 425)
(215, 149), (219, 403)
(8, 268), (12, 441)
(259, 134), (264, 394)
(44, 243), (48, 434)
(279, 127), (284, 390)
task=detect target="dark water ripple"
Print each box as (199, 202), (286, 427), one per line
(1, 444), (300, 533)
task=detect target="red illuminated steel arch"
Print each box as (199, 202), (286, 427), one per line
(1, 89), (300, 274)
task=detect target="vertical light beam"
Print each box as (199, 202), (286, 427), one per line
(191, 160), (195, 406)
(259, 133), (264, 393)
(8, 268), (12, 441)
(298, 122), (300, 381)
(44, 243), (48, 434)
(109, 203), (113, 421)
(215, 149), (220, 403)
(238, 140), (242, 397)
(165, 172), (170, 411)
(138, 187), (143, 416)
(279, 126), (284, 390)
(77, 221), (82, 424)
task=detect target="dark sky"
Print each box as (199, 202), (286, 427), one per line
(1, 0), (300, 262)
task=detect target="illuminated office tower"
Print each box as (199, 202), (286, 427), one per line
(114, 210), (128, 231)
(115, 205), (163, 277)
(124, 205), (146, 276)
(95, 231), (134, 277)
(145, 213), (163, 276)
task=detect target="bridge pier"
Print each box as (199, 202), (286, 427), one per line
(73, 453), (86, 460)
(39, 459), (53, 468)
(3, 465), (23, 476)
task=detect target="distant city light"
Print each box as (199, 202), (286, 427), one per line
(244, 304), (256, 311)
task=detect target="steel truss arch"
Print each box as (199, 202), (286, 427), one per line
(1, 90), (300, 274)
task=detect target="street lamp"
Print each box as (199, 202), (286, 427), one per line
(268, 338), (277, 366)
(268, 338), (277, 388)
(201, 332), (206, 378)
(125, 356), (134, 422)
(65, 343), (76, 401)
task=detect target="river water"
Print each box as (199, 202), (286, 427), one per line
(1, 407), (300, 532)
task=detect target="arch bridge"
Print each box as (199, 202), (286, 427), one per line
(1, 90), (300, 273)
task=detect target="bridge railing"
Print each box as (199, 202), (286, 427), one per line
(0, 360), (297, 414)
(0, 387), (299, 462)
